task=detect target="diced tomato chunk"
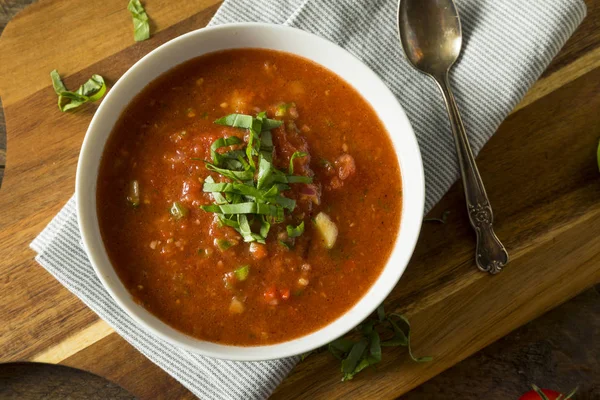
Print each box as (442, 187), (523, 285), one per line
(264, 287), (277, 302)
(280, 288), (290, 300)
(249, 242), (267, 260)
(336, 153), (356, 180)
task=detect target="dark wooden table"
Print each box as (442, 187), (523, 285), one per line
(0, 0), (598, 398)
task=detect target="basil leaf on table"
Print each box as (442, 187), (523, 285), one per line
(302, 305), (432, 381)
(50, 70), (107, 112)
(127, 0), (150, 42)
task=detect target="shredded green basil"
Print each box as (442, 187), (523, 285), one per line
(286, 221), (305, 238)
(214, 113), (282, 131)
(289, 151), (308, 175)
(50, 70), (107, 112)
(210, 136), (243, 167)
(127, 0), (150, 42)
(201, 113), (312, 243)
(302, 305), (432, 381)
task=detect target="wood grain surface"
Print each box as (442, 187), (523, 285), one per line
(0, 0), (598, 399)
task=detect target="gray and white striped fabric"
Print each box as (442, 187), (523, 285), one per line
(32, 0), (586, 399)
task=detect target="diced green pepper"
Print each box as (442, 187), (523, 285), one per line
(234, 265), (250, 281)
(170, 201), (188, 220)
(215, 238), (233, 251)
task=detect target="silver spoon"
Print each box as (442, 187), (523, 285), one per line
(397, 0), (509, 274)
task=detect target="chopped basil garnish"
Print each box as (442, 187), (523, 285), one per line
(286, 221), (305, 238)
(214, 113), (282, 131)
(127, 0), (150, 42)
(50, 70), (106, 112)
(289, 151), (308, 175)
(302, 305), (431, 381)
(210, 136), (242, 167)
(201, 112), (312, 243)
(170, 201), (188, 220)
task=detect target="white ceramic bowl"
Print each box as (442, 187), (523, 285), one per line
(76, 22), (424, 361)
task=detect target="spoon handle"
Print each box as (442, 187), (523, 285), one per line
(434, 73), (509, 274)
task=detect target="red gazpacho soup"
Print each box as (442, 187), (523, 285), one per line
(97, 49), (402, 345)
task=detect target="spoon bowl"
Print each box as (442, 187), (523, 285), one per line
(398, 0), (462, 77)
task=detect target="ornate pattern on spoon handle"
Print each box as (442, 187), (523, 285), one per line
(468, 202), (508, 274)
(434, 72), (509, 274)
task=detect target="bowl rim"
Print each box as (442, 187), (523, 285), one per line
(76, 22), (424, 361)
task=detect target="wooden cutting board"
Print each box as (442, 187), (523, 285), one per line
(0, 0), (599, 398)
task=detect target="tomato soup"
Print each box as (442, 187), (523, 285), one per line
(97, 49), (402, 345)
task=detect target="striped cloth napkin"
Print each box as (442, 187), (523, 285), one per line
(32, 0), (586, 399)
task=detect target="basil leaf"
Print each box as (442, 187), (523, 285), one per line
(328, 337), (355, 360)
(204, 176), (227, 204)
(278, 240), (292, 250)
(289, 151), (308, 174)
(261, 118), (284, 131)
(50, 70), (68, 94)
(77, 74), (107, 101)
(376, 304), (386, 322)
(286, 175), (313, 184)
(237, 214), (256, 242)
(256, 155), (273, 190)
(286, 221), (305, 238)
(201, 202), (279, 216)
(261, 131), (273, 150)
(50, 70), (106, 112)
(127, 0), (150, 42)
(205, 163), (254, 182)
(214, 114), (253, 129)
(387, 313), (433, 362)
(368, 331), (382, 363)
(215, 113), (282, 131)
(217, 214), (240, 229)
(210, 136), (242, 166)
(260, 216), (271, 238)
(270, 196), (295, 211)
(203, 182), (282, 203)
(340, 338), (368, 381)
(381, 317), (408, 347)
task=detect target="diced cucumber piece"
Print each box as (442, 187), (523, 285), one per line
(315, 211), (338, 249)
